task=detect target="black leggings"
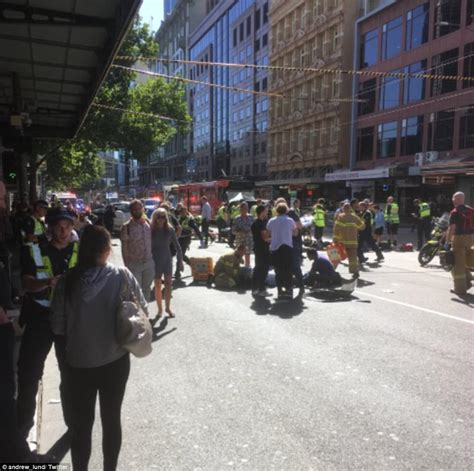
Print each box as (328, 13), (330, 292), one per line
(67, 354), (130, 471)
(271, 245), (294, 294)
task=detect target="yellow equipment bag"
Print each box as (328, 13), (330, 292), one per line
(190, 257), (214, 282)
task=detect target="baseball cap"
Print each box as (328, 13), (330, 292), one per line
(35, 199), (49, 209)
(46, 208), (75, 225)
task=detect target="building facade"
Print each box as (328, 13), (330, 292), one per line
(265, 0), (358, 203)
(344, 0), (474, 208)
(139, 0), (206, 187)
(188, 0), (270, 181)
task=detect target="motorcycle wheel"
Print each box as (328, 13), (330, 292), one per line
(418, 244), (438, 266)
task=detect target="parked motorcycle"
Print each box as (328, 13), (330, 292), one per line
(418, 214), (449, 267)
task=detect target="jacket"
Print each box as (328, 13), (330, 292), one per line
(333, 213), (365, 247)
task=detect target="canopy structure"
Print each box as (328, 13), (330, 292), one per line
(0, 0), (141, 139)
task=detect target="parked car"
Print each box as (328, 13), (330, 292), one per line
(91, 201), (130, 236)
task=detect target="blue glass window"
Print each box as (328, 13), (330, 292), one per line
(403, 60), (426, 103)
(379, 70), (400, 110)
(360, 28), (378, 68)
(377, 122), (397, 158)
(401, 116), (423, 155)
(382, 17), (402, 60)
(406, 3), (429, 50)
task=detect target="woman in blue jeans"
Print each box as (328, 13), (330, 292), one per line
(51, 225), (146, 471)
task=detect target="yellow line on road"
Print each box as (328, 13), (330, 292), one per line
(354, 291), (474, 325)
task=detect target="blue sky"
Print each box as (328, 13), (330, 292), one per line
(139, 0), (164, 32)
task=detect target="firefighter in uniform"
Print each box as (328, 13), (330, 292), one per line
(212, 245), (246, 290)
(412, 199), (432, 251)
(384, 196), (400, 247)
(16, 209), (78, 438)
(333, 202), (365, 277)
(445, 192), (474, 295)
(313, 198), (326, 242)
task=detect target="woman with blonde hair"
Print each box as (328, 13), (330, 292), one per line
(232, 202), (254, 268)
(150, 208), (183, 318)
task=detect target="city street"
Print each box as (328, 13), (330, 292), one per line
(38, 234), (473, 470)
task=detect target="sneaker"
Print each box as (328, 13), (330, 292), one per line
(257, 290), (273, 297)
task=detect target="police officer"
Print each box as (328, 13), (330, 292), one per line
(445, 192), (473, 295)
(384, 196), (400, 248)
(412, 199), (432, 251)
(16, 208), (78, 438)
(313, 198), (326, 242)
(21, 200), (48, 264)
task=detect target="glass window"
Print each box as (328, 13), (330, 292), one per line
(434, 0), (461, 38)
(459, 107), (474, 149)
(468, 0), (473, 26)
(262, 33), (268, 47)
(463, 42), (474, 89)
(247, 16), (251, 37)
(358, 79), (376, 115)
(233, 28), (238, 47)
(431, 48), (458, 96)
(379, 70), (400, 110)
(382, 17), (402, 61)
(255, 38), (260, 52)
(401, 116), (424, 155)
(239, 22), (244, 42)
(377, 121), (398, 158)
(360, 28), (378, 68)
(263, 2), (268, 24)
(403, 60), (427, 103)
(428, 110), (455, 151)
(356, 127), (374, 161)
(406, 3), (429, 50)
(255, 9), (261, 31)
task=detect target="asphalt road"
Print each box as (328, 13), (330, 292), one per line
(40, 235), (473, 470)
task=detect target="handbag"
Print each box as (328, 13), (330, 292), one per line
(116, 269), (153, 358)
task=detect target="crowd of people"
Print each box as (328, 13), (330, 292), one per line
(0, 189), (472, 468)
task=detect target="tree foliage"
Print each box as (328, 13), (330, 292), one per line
(39, 17), (191, 191)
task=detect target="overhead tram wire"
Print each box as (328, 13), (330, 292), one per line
(110, 64), (365, 103)
(115, 55), (474, 84)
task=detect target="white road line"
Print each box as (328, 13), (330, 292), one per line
(354, 290), (474, 325)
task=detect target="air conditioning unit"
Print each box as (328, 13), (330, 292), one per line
(414, 152), (424, 166)
(425, 151), (439, 163)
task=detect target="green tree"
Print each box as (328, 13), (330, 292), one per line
(38, 17), (190, 192)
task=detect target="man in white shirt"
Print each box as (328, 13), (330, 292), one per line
(201, 196), (212, 248)
(267, 202), (298, 301)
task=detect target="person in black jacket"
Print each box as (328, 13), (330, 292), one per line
(357, 201), (384, 264)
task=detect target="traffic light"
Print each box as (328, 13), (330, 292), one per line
(2, 152), (18, 185)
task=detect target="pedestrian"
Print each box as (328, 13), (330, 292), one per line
(412, 199), (432, 251)
(103, 205), (115, 235)
(21, 200), (48, 246)
(16, 208), (78, 439)
(232, 202), (254, 268)
(50, 225), (146, 471)
(312, 198), (326, 242)
(176, 207), (201, 279)
(373, 205), (385, 245)
(120, 200), (154, 301)
(216, 202), (230, 242)
(251, 205), (271, 297)
(213, 245), (246, 290)
(304, 249), (342, 288)
(201, 196), (212, 248)
(357, 201), (384, 263)
(384, 196), (400, 248)
(250, 199), (263, 218)
(267, 202), (298, 301)
(445, 192), (473, 295)
(288, 199), (304, 297)
(333, 202), (365, 277)
(151, 208), (183, 318)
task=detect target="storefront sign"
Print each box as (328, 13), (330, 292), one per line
(325, 168), (390, 182)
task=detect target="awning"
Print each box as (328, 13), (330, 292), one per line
(420, 157), (474, 176)
(0, 0), (141, 139)
(325, 167), (391, 182)
(255, 178), (324, 187)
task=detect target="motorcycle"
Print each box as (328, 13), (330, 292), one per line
(418, 214), (449, 267)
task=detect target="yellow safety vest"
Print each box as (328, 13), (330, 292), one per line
(313, 206), (325, 228)
(32, 242), (79, 308)
(217, 206), (227, 220)
(419, 202), (431, 219)
(385, 203), (400, 224)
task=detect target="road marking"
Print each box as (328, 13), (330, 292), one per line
(354, 291), (474, 325)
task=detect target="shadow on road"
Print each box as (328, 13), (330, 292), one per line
(305, 291), (372, 304)
(250, 297), (307, 318)
(151, 317), (178, 342)
(451, 293), (474, 307)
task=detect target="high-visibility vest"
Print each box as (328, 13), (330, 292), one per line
(217, 206), (227, 220)
(313, 206), (325, 227)
(22, 217), (47, 265)
(231, 206), (240, 220)
(271, 207), (277, 217)
(32, 242), (79, 308)
(179, 216), (191, 230)
(293, 207), (301, 217)
(419, 202), (431, 219)
(385, 203), (400, 224)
